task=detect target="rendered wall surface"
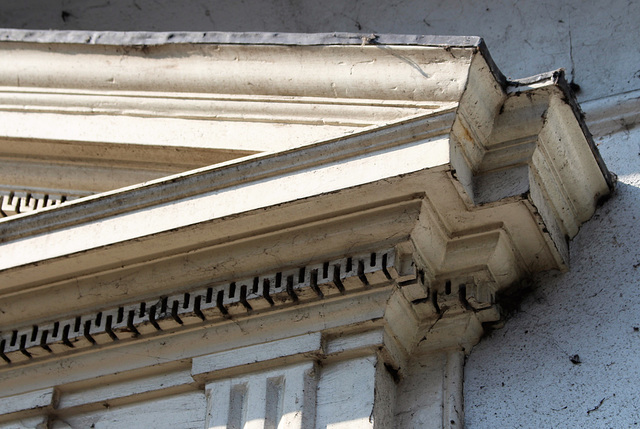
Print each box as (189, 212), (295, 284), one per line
(465, 126), (640, 428)
(1, 1), (638, 428)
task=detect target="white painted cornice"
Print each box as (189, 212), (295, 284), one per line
(0, 34), (613, 383)
(0, 30), (482, 48)
(0, 32), (476, 201)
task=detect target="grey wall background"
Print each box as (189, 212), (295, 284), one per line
(2, 1), (639, 427)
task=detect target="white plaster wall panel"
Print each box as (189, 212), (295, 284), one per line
(50, 391), (206, 429)
(1, 1), (638, 102)
(315, 355), (378, 429)
(465, 126), (640, 427)
(393, 349), (465, 428)
(395, 353), (446, 428)
(371, 355), (397, 429)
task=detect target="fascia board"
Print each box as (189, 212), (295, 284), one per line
(0, 42), (473, 102)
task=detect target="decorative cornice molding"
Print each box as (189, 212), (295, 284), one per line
(0, 189), (74, 218)
(0, 249), (402, 366)
(0, 108), (455, 246)
(0, 35), (618, 429)
(0, 87), (450, 127)
(0, 34), (477, 206)
(0, 37), (613, 385)
(0, 43), (474, 102)
(450, 69), (614, 265)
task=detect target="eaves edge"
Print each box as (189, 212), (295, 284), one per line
(0, 29), (481, 48)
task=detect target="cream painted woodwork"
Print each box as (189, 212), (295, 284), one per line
(0, 32), (613, 428)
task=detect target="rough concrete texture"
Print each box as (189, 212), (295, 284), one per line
(1, 1), (639, 427)
(465, 126), (640, 427)
(1, 0), (639, 102)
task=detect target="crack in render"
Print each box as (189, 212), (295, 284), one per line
(568, 30), (576, 84)
(587, 395), (611, 415)
(418, 308), (449, 344)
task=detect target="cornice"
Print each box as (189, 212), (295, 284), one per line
(0, 87), (447, 127)
(0, 248), (401, 365)
(0, 30), (481, 48)
(0, 36), (613, 377)
(0, 108), (455, 250)
(451, 69), (613, 263)
(0, 34), (473, 207)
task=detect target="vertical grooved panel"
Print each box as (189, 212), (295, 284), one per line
(280, 364), (316, 428)
(204, 362), (316, 429)
(205, 380), (231, 429)
(265, 377), (284, 429)
(244, 377), (267, 429)
(228, 383), (248, 429)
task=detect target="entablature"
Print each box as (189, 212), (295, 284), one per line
(0, 33), (613, 400)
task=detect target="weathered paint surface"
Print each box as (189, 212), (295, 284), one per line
(1, 0), (638, 102)
(465, 126), (640, 427)
(0, 1), (638, 428)
(315, 356), (377, 429)
(51, 391), (206, 428)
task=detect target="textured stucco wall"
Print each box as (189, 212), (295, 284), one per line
(465, 126), (640, 428)
(1, 1), (639, 427)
